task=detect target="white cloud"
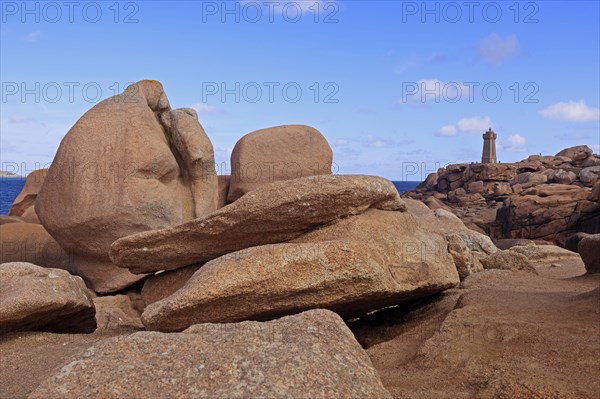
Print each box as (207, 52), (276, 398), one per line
(191, 103), (222, 115)
(477, 33), (520, 66)
(366, 134), (387, 148)
(333, 139), (348, 147)
(437, 125), (458, 137)
(21, 31), (42, 42)
(539, 100), (600, 122)
(456, 116), (492, 133)
(499, 134), (527, 152)
(8, 115), (35, 124)
(436, 116), (492, 138)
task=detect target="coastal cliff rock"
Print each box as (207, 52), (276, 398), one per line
(227, 125), (333, 202)
(406, 145), (600, 245)
(35, 80), (218, 293)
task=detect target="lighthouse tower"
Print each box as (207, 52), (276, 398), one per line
(481, 128), (497, 164)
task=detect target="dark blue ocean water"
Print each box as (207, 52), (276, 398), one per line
(393, 181), (420, 194)
(0, 178), (420, 216)
(0, 178), (26, 215)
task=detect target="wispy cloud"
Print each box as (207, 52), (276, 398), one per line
(498, 134), (527, 152)
(21, 31), (42, 42)
(191, 103), (224, 115)
(333, 139), (349, 147)
(456, 116), (492, 133)
(8, 115), (36, 124)
(393, 53), (450, 74)
(436, 116), (492, 136)
(539, 100), (600, 122)
(437, 125), (458, 137)
(477, 33), (519, 66)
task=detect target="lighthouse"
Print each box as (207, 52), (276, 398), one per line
(481, 128), (497, 164)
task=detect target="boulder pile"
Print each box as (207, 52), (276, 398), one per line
(406, 146), (600, 246)
(12, 80), (595, 397)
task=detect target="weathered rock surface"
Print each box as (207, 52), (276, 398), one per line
(580, 166), (600, 187)
(564, 232), (590, 252)
(142, 208), (459, 332)
(404, 199), (496, 280)
(358, 264), (600, 398)
(508, 244), (581, 265)
(111, 175), (405, 274)
(481, 249), (537, 273)
(93, 295), (144, 333)
(556, 145), (593, 162)
(0, 223), (71, 269)
(551, 169), (577, 185)
(578, 234), (600, 273)
(7, 169), (47, 223)
(141, 264), (202, 305)
(29, 309), (391, 399)
(227, 125), (333, 202)
(35, 80), (218, 293)
(217, 174), (230, 208)
(0, 216), (24, 225)
(406, 146), (600, 245)
(0, 262), (96, 334)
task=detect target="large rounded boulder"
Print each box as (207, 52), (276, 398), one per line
(227, 125), (333, 202)
(35, 80), (218, 293)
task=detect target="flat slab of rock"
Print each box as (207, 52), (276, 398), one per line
(142, 208), (459, 332)
(111, 175), (405, 273)
(0, 262), (96, 334)
(29, 309), (391, 399)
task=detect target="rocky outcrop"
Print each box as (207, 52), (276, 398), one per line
(110, 175), (405, 274)
(7, 168), (47, 223)
(406, 145), (600, 245)
(35, 80), (219, 293)
(0, 262), (96, 334)
(578, 234), (600, 273)
(29, 309), (391, 399)
(227, 125), (333, 202)
(141, 208), (459, 331)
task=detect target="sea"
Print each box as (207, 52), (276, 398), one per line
(0, 178), (420, 216)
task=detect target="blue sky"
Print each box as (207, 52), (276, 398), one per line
(1, 0), (599, 181)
